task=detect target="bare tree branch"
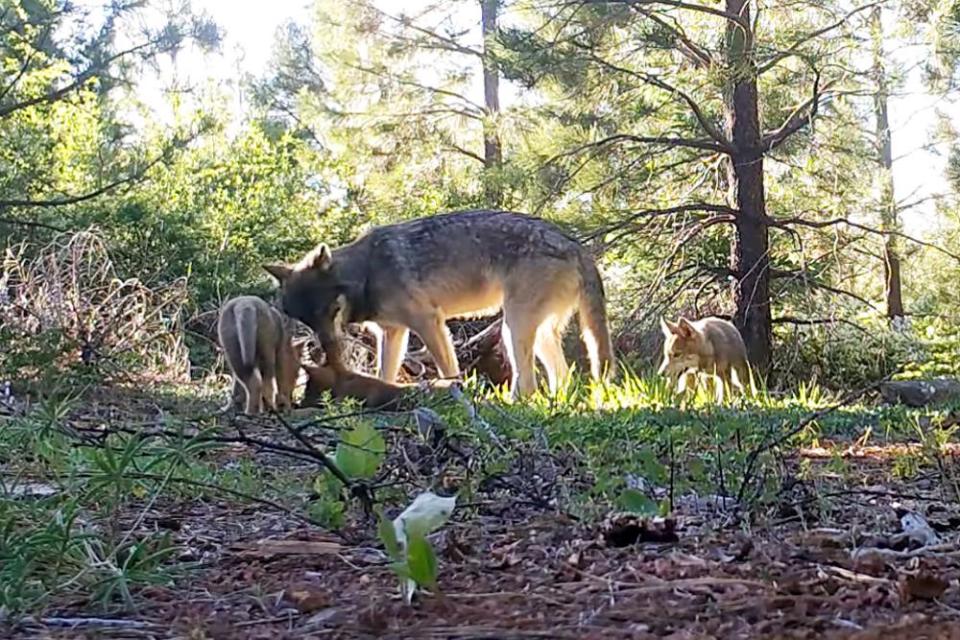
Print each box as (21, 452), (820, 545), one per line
(0, 128), (205, 211)
(558, 133), (729, 162)
(584, 0), (750, 28)
(583, 203), (738, 242)
(578, 50), (733, 149)
(772, 316), (869, 333)
(628, 6), (713, 68)
(761, 69), (828, 152)
(340, 60), (485, 114)
(769, 215), (960, 262)
(0, 217), (67, 232)
(773, 269), (881, 311)
(757, 2), (881, 75)
(446, 141), (486, 164)
(369, 4), (483, 58)
(0, 39), (162, 119)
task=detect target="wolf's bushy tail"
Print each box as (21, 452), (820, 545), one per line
(234, 303), (259, 374)
(577, 253), (616, 381)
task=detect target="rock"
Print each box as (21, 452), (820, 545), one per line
(879, 379), (960, 407)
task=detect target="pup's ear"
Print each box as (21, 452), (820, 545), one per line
(263, 264), (293, 283)
(300, 244), (333, 271)
(660, 316), (679, 336)
(677, 317), (696, 338)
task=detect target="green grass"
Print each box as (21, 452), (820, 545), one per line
(0, 370), (955, 616)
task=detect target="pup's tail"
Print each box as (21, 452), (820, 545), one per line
(234, 303), (259, 374)
(577, 252), (616, 381)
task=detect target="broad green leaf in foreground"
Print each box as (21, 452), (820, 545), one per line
(388, 492), (457, 604)
(334, 421), (385, 480)
(377, 507), (403, 561)
(405, 529), (438, 590)
(619, 488), (658, 515)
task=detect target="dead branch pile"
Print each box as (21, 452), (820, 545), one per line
(299, 316), (511, 386)
(0, 230), (190, 383)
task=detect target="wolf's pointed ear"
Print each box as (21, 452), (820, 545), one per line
(263, 264), (293, 283)
(677, 317), (696, 337)
(660, 317), (678, 336)
(302, 244), (333, 271)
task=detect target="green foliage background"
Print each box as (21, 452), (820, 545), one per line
(2, 0), (960, 388)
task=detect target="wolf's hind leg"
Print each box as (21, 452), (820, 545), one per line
(259, 350), (278, 411)
(230, 376), (245, 410)
(502, 314), (539, 399)
(241, 370), (263, 415)
(535, 321), (569, 395)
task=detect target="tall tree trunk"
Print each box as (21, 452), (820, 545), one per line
(870, 7), (905, 322)
(725, 0), (772, 376)
(480, 0), (503, 206)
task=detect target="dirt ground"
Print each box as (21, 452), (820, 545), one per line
(6, 394), (960, 639)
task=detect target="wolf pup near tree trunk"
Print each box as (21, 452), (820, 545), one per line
(658, 316), (752, 402)
(264, 209), (615, 398)
(217, 296), (302, 415)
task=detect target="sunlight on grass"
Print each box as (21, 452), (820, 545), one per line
(2, 369), (956, 614)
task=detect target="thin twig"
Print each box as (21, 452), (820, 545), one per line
(271, 409), (374, 512)
(736, 370), (899, 503)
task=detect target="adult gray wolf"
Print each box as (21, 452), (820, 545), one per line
(264, 209), (615, 398)
(217, 295), (301, 414)
(658, 316), (751, 402)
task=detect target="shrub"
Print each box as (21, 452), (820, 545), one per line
(773, 319), (920, 390)
(0, 231), (190, 387)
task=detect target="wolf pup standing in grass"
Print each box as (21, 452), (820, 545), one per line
(217, 295), (302, 414)
(659, 316), (752, 402)
(264, 209), (615, 398)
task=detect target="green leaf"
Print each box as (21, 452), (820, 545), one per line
(377, 509), (403, 561)
(388, 561), (412, 580)
(619, 488), (658, 515)
(334, 421), (386, 480)
(405, 529), (438, 591)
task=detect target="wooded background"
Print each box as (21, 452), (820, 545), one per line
(3, 0), (960, 388)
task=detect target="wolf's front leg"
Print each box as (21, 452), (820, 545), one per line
(379, 325), (410, 383)
(408, 313), (460, 380)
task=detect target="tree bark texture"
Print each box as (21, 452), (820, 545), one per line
(480, 0), (503, 205)
(725, 0), (772, 376)
(870, 6), (905, 321)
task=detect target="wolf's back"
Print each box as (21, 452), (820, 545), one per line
(701, 318), (748, 364)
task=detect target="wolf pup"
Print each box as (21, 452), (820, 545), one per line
(658, 316), (751, 401)
(264, 209), (615, 398)
(301, 362), (417, 410)
(217, 295), (301, 415)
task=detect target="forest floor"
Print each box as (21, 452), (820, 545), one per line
(3, 381), (960, 639)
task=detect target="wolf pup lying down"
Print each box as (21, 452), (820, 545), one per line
(264, 209), (616, 399)
(217, 296), (301, 415)
(300, 362), (455, 411)
(658, 316), (751, 402)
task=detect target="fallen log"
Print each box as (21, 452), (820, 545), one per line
(880, 379), (960, 407)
